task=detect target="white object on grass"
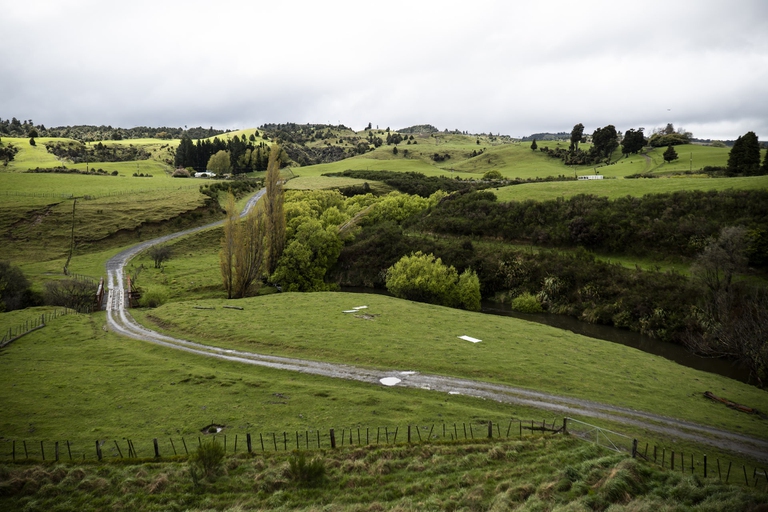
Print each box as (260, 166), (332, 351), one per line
(353, 306), (368, 310)
(458, 335), (482, 343)
(399, 371), (416, 375)
(379, 377), (401, 386)
(449, 391), (461, 395)
(342, 310), (357, 313)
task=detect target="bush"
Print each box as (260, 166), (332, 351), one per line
(510, 292), (543, 313)
(138, 288), (168, 308)
(287, 453), (326, 487)
(43, 278), (97, 313)
(189, 439), (226, 479)
(172, 168), (191, 178)
(385, 251), (481, 311)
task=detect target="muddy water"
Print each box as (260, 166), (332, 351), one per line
(341, 287), (749, 383)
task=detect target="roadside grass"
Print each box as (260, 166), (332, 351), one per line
(1, 310), (765, 477)
(491, 174), (768, 202)
(1, 435), (765, 512)
(131, 291), (768, 442)
(0, 311), (576, 450)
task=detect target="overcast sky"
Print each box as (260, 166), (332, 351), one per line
(2, 0), (767, 140)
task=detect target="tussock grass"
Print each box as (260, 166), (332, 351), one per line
(5, 436), (762, 511)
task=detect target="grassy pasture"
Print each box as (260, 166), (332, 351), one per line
(131, 292), (768, 442)
(1, 304), (765, 474)
(0, 174), (214, 264)
(0, 311), (561, 450)
(492, 174), (768, 202)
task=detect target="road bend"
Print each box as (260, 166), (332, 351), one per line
(104, 189), (768, 463)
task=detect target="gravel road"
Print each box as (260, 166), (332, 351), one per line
(104, 189), (768, 464)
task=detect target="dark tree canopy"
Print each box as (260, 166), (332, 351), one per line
(663, 145), (679, 163)
(590, 125), (619, 161)
(727, 131), (761, 176)
(621, 128), (647, 155)
(569, 123), (584, 152)
(530, 138), (538, 151)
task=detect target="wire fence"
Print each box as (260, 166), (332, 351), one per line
(566, 417), (768, 488)
(1, 418), (565, 463)
(0, 308), (76, 348)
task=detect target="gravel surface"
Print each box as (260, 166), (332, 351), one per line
(105, 189), (768, 464)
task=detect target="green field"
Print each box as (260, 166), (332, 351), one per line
(492, 174), (768, 202)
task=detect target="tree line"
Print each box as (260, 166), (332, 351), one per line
(409, 189), (768, 265)
(0, 117), (227, 142)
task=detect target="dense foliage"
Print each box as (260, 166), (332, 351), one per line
(727, 131), (764, 176)
(410, 189), (768, 264)
(324, 170), (487, 197)
(175, 135), (275, 173)
(385, 251), (481, 311)
(0, 117), (226, 141)
(0, 262), (40, 312)
(45, 140), (152, 163)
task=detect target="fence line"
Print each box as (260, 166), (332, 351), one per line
(0, 308), (76, 348)
(1, 417), (764, 488)
(1, 418), (566, 462)
(566, 417), (768, 488)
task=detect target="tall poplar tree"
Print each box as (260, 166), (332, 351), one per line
(220, 192), (238, 299)
(233, 206), (266, 298)
(264, 144), (286, 276)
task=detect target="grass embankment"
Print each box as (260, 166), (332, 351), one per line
(0, 171), (226, 275)
(2, 436), (766, 512)
(132, 292), (768, 442)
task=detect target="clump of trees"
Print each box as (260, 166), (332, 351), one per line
(726, 131), (764, 176)
(663, 145), (679, 163)
(685, 227), (768, 386)
(385, 251), (480, 311)
(0, 262), (41, 312)
(648, 123), (691, 147)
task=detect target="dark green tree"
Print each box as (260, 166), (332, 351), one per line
(762, 145), (768, 175)
(530, 138), (538, 151)
(569, 123), (584, 152)
(663, 145), (678, 163)
(621, 128), (646, 155)
(727, 131), (761, 175)
(591, 125), (619, 161)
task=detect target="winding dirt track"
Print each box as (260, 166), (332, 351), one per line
(105, 189), (768, 463)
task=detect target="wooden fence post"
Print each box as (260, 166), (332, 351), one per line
(330, 428), (336, 449)
(96, 440), (102, 461)
(631, 439), (637, 458)
(247, 433), (252, 454)
(726, 461), (732, 483)
(114, 441), (123, 458)
(704, 455), (707, 478)
(153, 438), (159, 458)
(488, 421), (493, 439)
(563, 418), (568, 435)
(407, 425), (411, 444)
(170, 438), (177, 455)
(55, 442), (59, 462)
(41, 441), (45, 461)
(182, 437), (188, 455)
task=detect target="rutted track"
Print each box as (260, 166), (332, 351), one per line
(105, 189), (768, 463)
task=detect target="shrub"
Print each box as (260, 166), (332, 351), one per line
(482, 170), (503, 180)
(189, 439), (226, 479)
(287, 453), (326, 487)
(510, 292), (543, 313)
(172, 168), (191, 178)
(138, 288), (168, 308)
